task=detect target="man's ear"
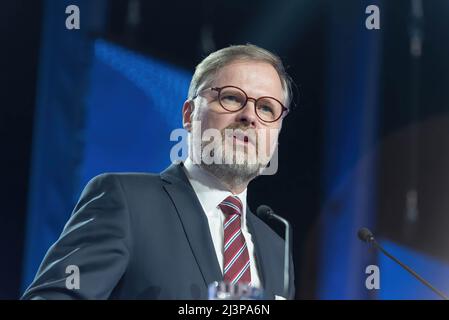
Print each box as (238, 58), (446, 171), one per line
(182, 100), (194, 132)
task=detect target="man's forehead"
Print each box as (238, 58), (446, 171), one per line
(210, 60), (284, 98)
(213, 60), (280, 83)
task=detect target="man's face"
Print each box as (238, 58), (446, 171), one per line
(183, 60), (285, 182)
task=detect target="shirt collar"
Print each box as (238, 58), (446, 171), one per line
(183, 158), (248, 220)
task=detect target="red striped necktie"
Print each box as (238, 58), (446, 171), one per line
(218, 195), (251, 285)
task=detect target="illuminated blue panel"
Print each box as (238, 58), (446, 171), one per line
(378, 240), (449, 299)
(79, 40), (191, 189)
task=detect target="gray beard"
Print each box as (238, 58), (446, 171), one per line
(192, 122), (268, 190)
(200, 162), (261, 191)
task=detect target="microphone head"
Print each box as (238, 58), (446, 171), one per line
(358, 227), (375, 243)
(256, 205), (274, 220)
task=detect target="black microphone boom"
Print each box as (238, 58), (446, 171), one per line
(256, 205), (292, 300)
(358, 227), (449, 300)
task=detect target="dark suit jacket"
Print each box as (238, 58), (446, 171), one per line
(22, 163), (294, 299)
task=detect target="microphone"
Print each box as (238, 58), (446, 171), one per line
(358, 227), (449, 300)
(256, 205), (292, 299)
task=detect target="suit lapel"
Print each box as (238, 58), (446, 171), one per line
(246, 210), (275, 299)
(160, 163), (222, 289)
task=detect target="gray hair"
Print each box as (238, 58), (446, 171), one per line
(188, 44), (293, 108)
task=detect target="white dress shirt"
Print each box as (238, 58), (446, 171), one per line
(183, 158), (261, 289)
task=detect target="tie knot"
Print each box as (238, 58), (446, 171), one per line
(219, 196), (243, 216)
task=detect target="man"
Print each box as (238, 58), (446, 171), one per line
(22, 44), (295, 300)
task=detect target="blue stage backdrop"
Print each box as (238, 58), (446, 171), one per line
(378, 240), (449, 299)
(22, 0), (190, 291)
(317, 0), (449, 299)
(79, 40), (190, 188)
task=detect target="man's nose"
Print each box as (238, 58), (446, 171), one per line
(235, 99), (258, 127)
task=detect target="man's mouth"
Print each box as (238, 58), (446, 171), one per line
(232, 131), (254, 146)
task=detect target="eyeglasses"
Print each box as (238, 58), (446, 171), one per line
(194, 85), (288, 123)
